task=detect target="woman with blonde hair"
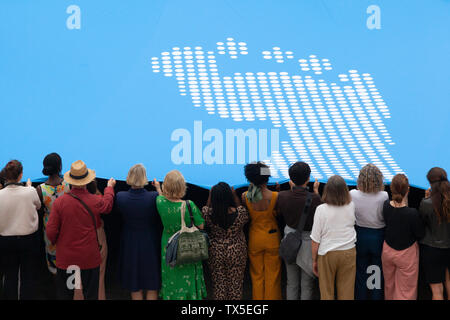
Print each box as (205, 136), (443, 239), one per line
(350, 164), (388, 300)
(115, 164), (163, 300)
(156, 170), (206, 300)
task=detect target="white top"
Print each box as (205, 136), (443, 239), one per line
(0, 185), (41, 236)
(310, 202), (356, 256)
(350, 189), (388, 229)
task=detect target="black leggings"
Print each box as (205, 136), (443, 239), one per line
(56, 267), (99, 300)
(0, 231), (40, 300)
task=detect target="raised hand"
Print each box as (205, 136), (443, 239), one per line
(107, 178), (116, 188)
(275, 182), (281, 192)
(152, 179), (162, 194)
(313, 178), (320, 195)
(206, 188), (212, 207)
(26, 178), (32, 187)
(231, 186), (241, 207)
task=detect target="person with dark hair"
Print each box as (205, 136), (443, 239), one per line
(0, 160), (41, 299)
(46, 160), (116, 300)
(419, 167), (450, 300)
(202, 182), (249, 299)
(36, 153), (70, 275)
(242, 161), (281, 300)
(381, 174), (425, 300)
(311, 175), (356, 300)
(350, 163), (388, 300)
(277, 162), (322, 300)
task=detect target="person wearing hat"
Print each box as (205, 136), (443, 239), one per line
(46, 160), (116, 300)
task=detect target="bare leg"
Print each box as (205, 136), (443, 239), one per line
(445, 268), (450, 300)
(131, 290), (144, 300)
(73, 288), (84, 300)
(97, 226), (108, 300)
(145, 290), (158, 300)
(429, 283), (444, 300)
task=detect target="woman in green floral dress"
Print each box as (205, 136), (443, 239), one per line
(156, 170), (207, 300)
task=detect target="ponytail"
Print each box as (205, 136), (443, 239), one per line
(391, 174), (409, 204)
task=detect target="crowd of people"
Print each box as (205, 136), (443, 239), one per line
(0, 153), (448, 300)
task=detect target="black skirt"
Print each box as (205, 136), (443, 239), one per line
(419, 244), (450, 284)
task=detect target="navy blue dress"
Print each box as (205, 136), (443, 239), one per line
(116, 188), (162, 292)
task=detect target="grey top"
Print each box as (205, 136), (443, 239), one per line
(419, 198), (450, 248)
(350, 189), (388, 229)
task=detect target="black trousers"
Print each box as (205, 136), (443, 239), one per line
(56, 266), (99, 300)
(0, 231), (39, 300)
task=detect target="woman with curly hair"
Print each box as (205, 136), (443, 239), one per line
(419, 167), (450, 300)
(350, 164), (388, 300)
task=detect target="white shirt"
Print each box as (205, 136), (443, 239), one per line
(310, 202), (356, 256)
(0, 185), (41, 236)
(350, 189), (388, 229)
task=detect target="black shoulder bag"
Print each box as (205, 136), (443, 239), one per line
(68, 193), (102, 251)
(279, 192), (312, 264)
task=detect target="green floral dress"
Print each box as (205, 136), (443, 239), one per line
(156, 195), (207, 300)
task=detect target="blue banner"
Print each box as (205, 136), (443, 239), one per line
(1, 1), (448, 188)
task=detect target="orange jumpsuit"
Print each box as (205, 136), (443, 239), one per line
(245, 191), (282, 300)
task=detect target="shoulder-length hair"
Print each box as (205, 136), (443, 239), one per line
(322, 175), (351, 206)
(126, 164), (148, 188)
(162, 170), (186, 199)
(357, 164), (384, 193)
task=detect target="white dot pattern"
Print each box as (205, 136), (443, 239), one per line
(151, 39), (404, 182)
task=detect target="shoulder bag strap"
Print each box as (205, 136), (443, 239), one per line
(186, 200), (195, 228)
(68, 192), (101, 250)
(296, 192), (313, 233)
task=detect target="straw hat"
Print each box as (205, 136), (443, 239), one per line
(64, 160), (96, 186)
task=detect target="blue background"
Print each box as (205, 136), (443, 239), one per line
(0, 0), (449, 188)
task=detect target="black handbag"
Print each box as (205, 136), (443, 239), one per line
(279, 192), (312, 264)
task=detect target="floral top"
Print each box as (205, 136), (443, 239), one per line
(40, 181), (70, 274)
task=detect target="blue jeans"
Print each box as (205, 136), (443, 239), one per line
(355, 226), (385, 300)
